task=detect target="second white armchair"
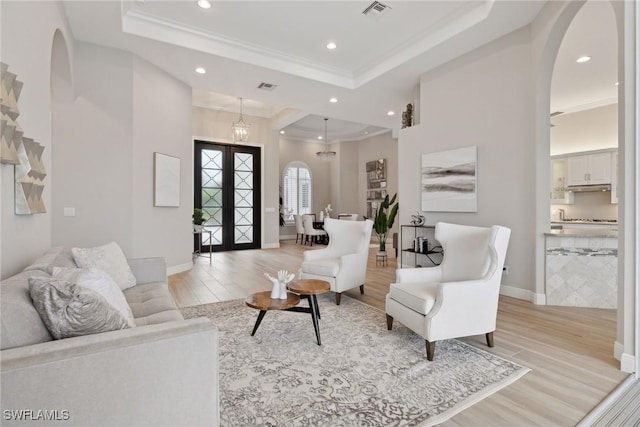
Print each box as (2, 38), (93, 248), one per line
(299, 218), (373, 305)
(385, 222), (511, 361)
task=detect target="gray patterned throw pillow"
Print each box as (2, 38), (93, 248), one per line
(29, 277), (130, 339)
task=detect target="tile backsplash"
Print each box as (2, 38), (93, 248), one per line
(551, 191), (618, 221)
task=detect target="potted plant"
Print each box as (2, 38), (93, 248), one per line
(193, 208), (205, 232)
(373, 193), (398, 253)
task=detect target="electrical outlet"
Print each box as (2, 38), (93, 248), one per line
(503, 266), (509, 276)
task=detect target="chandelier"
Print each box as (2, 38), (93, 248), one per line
(232, 97), (250, 143)
(316, 118), (336, 160)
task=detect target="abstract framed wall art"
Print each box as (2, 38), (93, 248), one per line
(421, 146), (477, 212)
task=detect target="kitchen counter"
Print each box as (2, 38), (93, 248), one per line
(545, 231), (617, 309)
(545, 229), (618, 238)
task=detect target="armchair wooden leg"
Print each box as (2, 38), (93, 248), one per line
(485, 332), (494, 348)
(335, 293), (342, 305)
(426, 340), (435, 361)
(386, 314), (393, 330)
(359, 285), (364, 294)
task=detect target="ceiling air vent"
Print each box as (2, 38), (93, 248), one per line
(257, 82), (277, 91)
(362, 1), (391, 16)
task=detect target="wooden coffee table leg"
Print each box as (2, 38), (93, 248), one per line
(309, 296), (321, 346)
(251, 310), (267, 336)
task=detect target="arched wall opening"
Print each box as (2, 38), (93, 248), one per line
(534, 0), (633, 373)
(50, 29), (74, 247)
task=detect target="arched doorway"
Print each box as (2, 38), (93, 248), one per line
(535, 0), (633, 373)
(50, 29), (74, 246)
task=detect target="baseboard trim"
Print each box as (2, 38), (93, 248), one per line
(613, 341), (636, 373)
(167, 262), (192, 276)
(499, 285), (546, 305)
(263, 243), (280, 249)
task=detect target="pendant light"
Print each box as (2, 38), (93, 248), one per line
(232, 97), (250, 143)
(316, 118), (336, 160)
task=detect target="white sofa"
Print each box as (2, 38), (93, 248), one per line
(0, 248), (219, 426)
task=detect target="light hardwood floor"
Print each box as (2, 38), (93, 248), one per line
(169, 240), (629, 426)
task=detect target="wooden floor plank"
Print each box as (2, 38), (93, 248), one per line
(168, 239), (629, 425)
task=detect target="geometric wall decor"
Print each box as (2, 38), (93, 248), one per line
(15, 137), (47, 214)
(1, 62), (24, 165)
(1, 62), (47, 214)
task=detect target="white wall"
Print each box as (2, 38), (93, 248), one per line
(52, 43), (193, 271)
(0, 1), (74, 278)
(53, 43), (134, 254)
(551, 103), (618, 155)
(131, 57), (192, 269)
(398, 26), (535, 292)
(192, 106), (280, 247)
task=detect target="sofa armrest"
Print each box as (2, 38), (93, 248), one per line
(1, 318), (219, 426)
(127, 257), (167, 284)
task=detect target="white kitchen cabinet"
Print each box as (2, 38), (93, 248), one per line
(550, 158), (573, 204)
(566, 152), (612, 186)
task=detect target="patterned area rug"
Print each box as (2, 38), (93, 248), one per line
(182, 294), (530, 426)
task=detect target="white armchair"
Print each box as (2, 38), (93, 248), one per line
(300, 218), (373, 305)
(385, 222), (511, 361)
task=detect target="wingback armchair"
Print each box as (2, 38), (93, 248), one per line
(299, 218), (373, 305)
(385, 222), (511, 361)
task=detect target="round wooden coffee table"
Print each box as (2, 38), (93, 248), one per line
(245, 291), (300, 337)
(287, 279), (330, 345)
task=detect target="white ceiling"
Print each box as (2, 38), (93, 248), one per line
(61, 1), (615, 139)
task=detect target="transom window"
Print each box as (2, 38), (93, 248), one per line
(283, 162), (311, 223)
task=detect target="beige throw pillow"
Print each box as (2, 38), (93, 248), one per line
(52, 267), (136, 328)
(72, 242), (136, 291)
(29, 277), (130, 340)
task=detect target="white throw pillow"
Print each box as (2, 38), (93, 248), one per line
(71, 242), (136, 291)
(52, 267), (136, 328)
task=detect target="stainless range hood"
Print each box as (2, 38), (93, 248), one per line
(565, 184), (612, 192)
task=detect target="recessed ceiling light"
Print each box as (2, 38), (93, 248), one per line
(318, 136), (323, 140)
(387, 111), (395, 116)
(615, 82), (619, 86)
(326, 42), (337, 50)
(197, 0), (211, 9)
(195, 67), (206, 74)
(329, 97), (338, 103)
(279, 130), (285, 135)
(364, 131), (369, 135)
(576, 56), (591, 63)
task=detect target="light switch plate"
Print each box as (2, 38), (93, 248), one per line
(64, 207), (76, 217)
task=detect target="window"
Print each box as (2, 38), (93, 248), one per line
(283, 163), (311, 223)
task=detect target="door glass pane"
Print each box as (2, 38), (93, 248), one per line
(234, 152), (254, 244)
(202, 148), (223, 246)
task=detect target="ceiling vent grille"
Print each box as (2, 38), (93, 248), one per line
(257, 82), (277, 91)
(362, 1), (390, 15)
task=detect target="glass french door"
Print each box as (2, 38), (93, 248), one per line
(194, 141), (261, 252)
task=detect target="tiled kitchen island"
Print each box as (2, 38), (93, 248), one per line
(545, 229), (617, 308)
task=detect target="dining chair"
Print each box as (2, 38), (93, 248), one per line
(294, 215), (305, 244)
(303, 215), (327, 246)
